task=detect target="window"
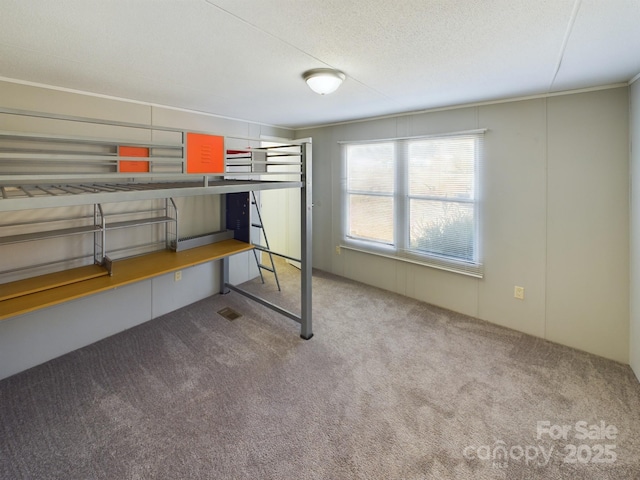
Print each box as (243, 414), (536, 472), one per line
(343, 131), (483, 277)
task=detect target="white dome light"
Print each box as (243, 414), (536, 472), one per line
(303, 68), (346, 95)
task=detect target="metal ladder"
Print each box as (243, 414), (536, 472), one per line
(251, 191), (281, 291)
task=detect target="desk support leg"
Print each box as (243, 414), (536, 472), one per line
(220, 257), (230, 294)
(219, 192), (230, 295)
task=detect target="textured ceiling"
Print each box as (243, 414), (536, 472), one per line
(0, 0), (639, 128)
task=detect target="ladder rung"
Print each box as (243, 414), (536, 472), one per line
(251, 190), (280, 291)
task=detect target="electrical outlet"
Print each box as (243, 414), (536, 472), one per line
(174, 270), (182, 282)
(514, 286), (525, 300)
(335, 246), (341, 255)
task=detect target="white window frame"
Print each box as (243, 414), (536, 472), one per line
(340, 130), (484, 278)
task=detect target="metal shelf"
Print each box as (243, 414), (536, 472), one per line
(1, 201), (178, 278)
(0, 225), (100, 246)
(106, 216), (173, 230)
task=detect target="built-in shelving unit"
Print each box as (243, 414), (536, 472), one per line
(0, 107), (313, 339)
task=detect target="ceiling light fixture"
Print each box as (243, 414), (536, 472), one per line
(303, 68), (346, 95)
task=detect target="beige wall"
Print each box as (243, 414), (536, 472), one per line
(301, 87), (630, 363)
(630, 79), (640, 380)
(546, 91), (629, 361)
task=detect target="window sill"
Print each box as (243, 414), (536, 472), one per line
(339, 244), (483, 279)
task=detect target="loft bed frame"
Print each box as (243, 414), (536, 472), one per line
(0, 107), (313, 340)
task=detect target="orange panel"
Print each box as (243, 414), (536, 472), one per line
(119, 146), (149, 173)
(186, 132), (224, 174)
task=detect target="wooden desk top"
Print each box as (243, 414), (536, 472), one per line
(0, 239), (253, 321)
(0, 264), (109, 302)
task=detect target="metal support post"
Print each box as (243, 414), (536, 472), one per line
(300, 141), (313, 340)
(219, 192), (231, 294)
(220, 257), (230, 294)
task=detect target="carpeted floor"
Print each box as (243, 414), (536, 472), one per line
(1, 261), (640, 479)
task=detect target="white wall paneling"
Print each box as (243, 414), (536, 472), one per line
(629, 79), (640, 379)
(0, 281), (152, 380)
(306, 86), (630, 363)
(545, 89), (629, 362)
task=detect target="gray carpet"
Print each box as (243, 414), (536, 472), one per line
(1, 261), (640, 479)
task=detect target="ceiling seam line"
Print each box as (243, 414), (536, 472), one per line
(549, 0), (583, 91)
(201, 0), (334, 68)
(201, 0), (400, 105)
